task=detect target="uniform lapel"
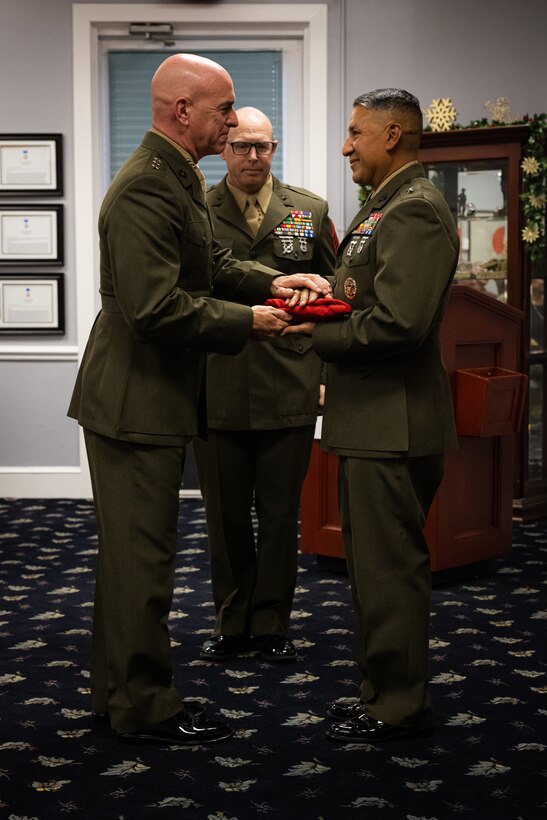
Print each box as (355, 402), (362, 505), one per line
(342, 162), (425, 246)
(254, 182), (292, 244)
(208, 178), (252, 238)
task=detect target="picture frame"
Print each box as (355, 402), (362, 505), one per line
(0, 134), (63, 196)
(0, 273), (65, 334)
(0, 205), (63, 266)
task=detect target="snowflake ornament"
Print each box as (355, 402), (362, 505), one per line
(424, 98), (458, 131)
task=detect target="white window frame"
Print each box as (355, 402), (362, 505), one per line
(72, 4), (327, 496)
(98, 39), (303, 195)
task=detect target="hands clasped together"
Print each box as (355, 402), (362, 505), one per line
(250, 274), (333, 340)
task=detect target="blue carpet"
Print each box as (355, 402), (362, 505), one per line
(0, 498), (546, 819)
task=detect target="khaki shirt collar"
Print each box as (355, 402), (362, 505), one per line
(372, 160), (419, 198)
(226, 174), (273, 214)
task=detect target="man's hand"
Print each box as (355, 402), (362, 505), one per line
(281, 321), (316, 337)
(250, 305), (291, 340)
(271, 274), (333, 308)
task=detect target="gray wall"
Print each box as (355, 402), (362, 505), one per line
(0, 0), (546, 481)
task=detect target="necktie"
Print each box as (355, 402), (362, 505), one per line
(245, 195), (263, 236)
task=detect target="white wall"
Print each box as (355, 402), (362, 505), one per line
(0, 0), (546, 497)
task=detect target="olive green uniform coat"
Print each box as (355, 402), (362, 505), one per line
(313, 162), (458, 727)
(194, 175), (335, 638)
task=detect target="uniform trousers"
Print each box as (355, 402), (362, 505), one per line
(194, 425), (315, 638)
(84, 429), (187, 733)
(337, 453), (444, 728)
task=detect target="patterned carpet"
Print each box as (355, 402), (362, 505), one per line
(0, 497), (546, 820)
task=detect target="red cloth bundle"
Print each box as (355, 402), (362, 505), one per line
(264, 297), (351, 322)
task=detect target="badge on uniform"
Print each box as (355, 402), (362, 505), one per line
(344, 277), (357, 300)
(346, 212), (382, 257)
(274, 210), (314, 254)
(354, 212), (382, 236)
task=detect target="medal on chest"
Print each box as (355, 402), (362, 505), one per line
(345, 212), (383, 258)
(343, 277), (357, 300)
(274, 210), (314, 254)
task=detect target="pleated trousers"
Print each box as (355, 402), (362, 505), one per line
(84, 428), (186, 733)
(337, 453), (444, 727)
(194, 425), (315, 638)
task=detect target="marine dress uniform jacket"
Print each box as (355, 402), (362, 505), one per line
(313, 162), (459, 728)
(194, 176), (336, 640)
(204, 175), (336, 430)
(314, 162), (458, 457)
(69, 131), (278, 445)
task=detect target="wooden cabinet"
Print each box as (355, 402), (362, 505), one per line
(419, 126), (546, 520)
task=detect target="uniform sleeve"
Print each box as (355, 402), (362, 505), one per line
(210, 236), (279, 306)
(102, 174), (253, 353)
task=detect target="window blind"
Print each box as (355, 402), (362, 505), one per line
(108, 50), (283, 186)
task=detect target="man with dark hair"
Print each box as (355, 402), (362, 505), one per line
(285, 88), (459, 743)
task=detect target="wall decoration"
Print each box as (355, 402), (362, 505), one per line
(419, 98), (546, 263)
(423, 98), (458, 132)
(0, 134), (63, 196)
(0, 205), (63, 266)
(485, 97), (521, 125)
(0, 273), (64, 334)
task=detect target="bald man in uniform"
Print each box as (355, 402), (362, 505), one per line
(68, 54), (331, 746)
(194, 107), (336, 664)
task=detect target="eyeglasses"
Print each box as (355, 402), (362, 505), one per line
(227, 141), (275, 156)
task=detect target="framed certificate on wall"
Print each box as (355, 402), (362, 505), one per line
(0, 205), (63, 266)
(0, 134), (63, 196)
(0, 274), (65, 334)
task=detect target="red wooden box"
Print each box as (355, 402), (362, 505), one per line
(455, 366), (527, 437)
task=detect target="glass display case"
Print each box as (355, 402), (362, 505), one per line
(419, 125), (547, 520)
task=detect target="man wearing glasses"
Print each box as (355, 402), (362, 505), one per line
(195, 107), (337, 664)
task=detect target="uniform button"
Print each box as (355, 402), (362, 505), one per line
(249, 250), (256, 258)
(297, 343), (304, 352)
(179, 170), (186, 178)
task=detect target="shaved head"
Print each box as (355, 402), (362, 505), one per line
(150, 53), (238, 160)
(221, 106), (277, 194)
(228, 107), (274, 141)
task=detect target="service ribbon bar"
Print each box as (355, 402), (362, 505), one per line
(353, 212), (383, 236)
(274, 210), (314, 238)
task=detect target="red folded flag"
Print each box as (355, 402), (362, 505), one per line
(264, 297), (351, 322)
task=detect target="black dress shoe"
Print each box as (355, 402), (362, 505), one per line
(327, 697), (367, 720)
(200, 634), (249, 661)
(255, 635), (296, 663)
(113, 707), (234, 746)
(92, 699), (205, 727)
(326, 713), (434, 744)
